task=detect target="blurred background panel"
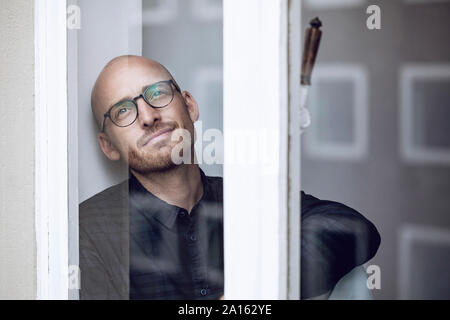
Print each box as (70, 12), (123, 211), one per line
(142, 0), (223, 178)
(301, 0), (450, 299)
(78, 0), (142, 203)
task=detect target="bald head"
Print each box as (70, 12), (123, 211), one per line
(91, 55), (179, 129)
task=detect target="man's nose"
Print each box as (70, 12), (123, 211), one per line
(135, 96), (161, 128)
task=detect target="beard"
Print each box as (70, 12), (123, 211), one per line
(128, 143), (176, 174)
(126, 121), (190, 174)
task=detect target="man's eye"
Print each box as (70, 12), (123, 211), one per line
(151, 91), (162, 98)
(115, 107), (130, 119)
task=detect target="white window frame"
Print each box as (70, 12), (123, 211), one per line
(287, 0), (302, 299)
(67, 0), (80, 301)
(223, 0), (300, 299)
(35, 0), (69, 299)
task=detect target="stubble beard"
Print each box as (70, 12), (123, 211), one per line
(126, 120), (194, 174)
(127, 142), (177, 174)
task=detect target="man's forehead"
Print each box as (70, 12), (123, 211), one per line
(109, 57), (166, 76)
(94, 58), (170, 110)
(102, 58), (168, 89)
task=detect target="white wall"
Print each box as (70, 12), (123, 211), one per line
(77, 0), (142, 203)
(0, 0), (36, 299)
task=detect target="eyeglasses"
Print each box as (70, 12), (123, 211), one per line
(101, 79), (181, 132)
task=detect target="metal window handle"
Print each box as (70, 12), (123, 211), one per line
(300, 17), (322, 134)
(300, 86), (311, 134)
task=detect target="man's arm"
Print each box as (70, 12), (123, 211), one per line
(300, 191), (381, 299)
(79, 226), (111, 300)
(78, 182), (130, 300)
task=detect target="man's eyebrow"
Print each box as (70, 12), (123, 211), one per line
(141, 78), (175, 93)
(140, 81), (163, 92)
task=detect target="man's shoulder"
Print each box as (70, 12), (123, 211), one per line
(79, 180), (129, 227)
(300, 190), (381, 264)
(300, 190), (358, 218)
(205, 174), (222, 183)
(80, 179), (129, 209)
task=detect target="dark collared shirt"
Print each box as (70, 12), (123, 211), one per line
(79, 168), (380, 300)
(129, 169), (223, 300)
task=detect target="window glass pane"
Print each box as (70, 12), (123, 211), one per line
(75, 0), (224, 300)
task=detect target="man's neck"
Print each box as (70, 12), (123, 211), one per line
(131, 164), (204, 214)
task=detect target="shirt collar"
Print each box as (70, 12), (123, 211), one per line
(128, 167), (209, 230)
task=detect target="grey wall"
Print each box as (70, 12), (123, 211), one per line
(0, 0), (36, 299)
(301, 0), (450, 299)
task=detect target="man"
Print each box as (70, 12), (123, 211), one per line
(79, 55), (380, 300)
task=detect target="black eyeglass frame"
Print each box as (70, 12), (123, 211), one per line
(101, 79), (181, 132)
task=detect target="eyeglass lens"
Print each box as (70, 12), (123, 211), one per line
(109, 81), (173, 127)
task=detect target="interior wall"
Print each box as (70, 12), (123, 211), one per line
(77, 0), (142, 203)
(0, 0), (36, 299)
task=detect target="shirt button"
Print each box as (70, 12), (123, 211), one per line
(200, 289), (207, 296)
(190, 234), (197, 242)
(179, 211), (186, 217)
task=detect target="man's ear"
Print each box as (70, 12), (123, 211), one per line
(182, 91), (200, 123)
(97, 132), (121, 161)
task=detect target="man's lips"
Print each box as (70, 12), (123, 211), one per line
(142, 128), (174, 146)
